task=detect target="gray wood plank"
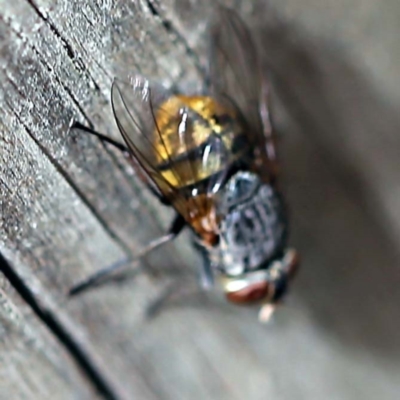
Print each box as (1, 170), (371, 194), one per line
(1, 0), (400, 399)
(0, 270), (97, 400)
(0, 96), (164, 399)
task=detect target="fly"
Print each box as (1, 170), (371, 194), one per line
(69, 6), (299, 322)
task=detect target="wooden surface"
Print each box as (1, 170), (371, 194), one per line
(1, 0), (400, 399)
(0, 266), (96, 399)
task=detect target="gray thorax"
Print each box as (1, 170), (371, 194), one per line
(207, 171), (287, 276)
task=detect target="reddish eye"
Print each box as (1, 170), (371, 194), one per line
(226, 281), (271, 304)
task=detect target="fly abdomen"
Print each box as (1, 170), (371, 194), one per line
(153, 95), (249, 189)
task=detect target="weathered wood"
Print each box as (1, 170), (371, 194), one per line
(0, 268), (96, 399)
(1, 0), (400, 399)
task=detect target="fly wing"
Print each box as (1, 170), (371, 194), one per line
(111, 77), (232, 223)
(208, 6), (278, 180)
(112, 77), (189, 215)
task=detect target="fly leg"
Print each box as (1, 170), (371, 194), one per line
(70, 120), (130, 153)
(69, 214), (186, 296)
(68, 121), (186, 296)
(69, 120), (169, 203)
(198, 253), (214, 290)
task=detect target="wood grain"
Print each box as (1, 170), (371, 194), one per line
(1, 0), (400, 399)
(0, 268), (96, 399)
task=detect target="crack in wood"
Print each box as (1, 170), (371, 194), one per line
(0, 252), (119, 400)
(28, 38), (95, 128)
(1, 3), (99, 129)
(145, 0), (206, 79)
(26, 0), (101, 93)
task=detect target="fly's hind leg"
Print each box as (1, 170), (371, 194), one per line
(69, 214), (186, 296)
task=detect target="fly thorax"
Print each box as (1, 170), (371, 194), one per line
(215, 171), (287, 276)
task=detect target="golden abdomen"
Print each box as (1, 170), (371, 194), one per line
(153, 95), (248, 188)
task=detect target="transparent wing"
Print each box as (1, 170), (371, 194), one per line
(111, 77), (232, 223)
(112, 77), (188, 213)
(208, 6), (278, 179)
